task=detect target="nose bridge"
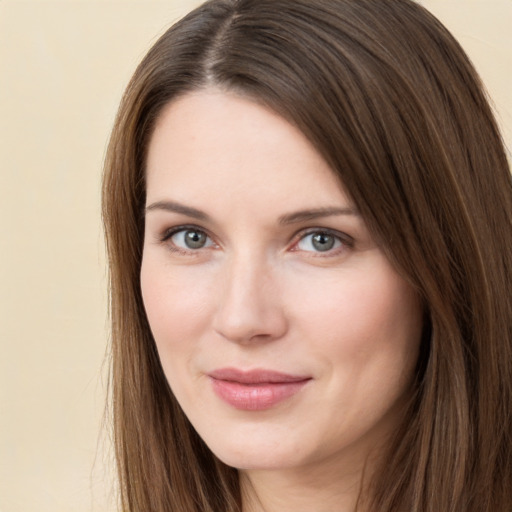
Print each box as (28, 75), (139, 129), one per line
(213, 248), (287, 343)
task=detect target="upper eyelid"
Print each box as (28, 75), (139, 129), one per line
(160, 224), (212, 241)
(291, 226), (353, 244)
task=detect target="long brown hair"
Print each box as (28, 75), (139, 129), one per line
(102, 1), (512, 510)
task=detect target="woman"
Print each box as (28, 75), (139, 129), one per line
(102, 0), (512, 511)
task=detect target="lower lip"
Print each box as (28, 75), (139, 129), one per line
(210, 378), (309, 411)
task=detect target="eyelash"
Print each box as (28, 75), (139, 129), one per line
(290, 228), (354, 256)
(159, 225), (354, 256)
(159, 225), (216, 255)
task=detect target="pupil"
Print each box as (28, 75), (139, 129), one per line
(312, 233), (334, 251)
(185, 230), (206, 249)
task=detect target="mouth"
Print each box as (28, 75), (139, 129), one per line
(208, 368), (311, 411)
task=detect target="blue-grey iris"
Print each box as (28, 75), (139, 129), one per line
(312, 233), (335, 251)
(185, 230), (207, 249)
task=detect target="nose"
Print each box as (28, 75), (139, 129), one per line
(212, 254), (288, 344)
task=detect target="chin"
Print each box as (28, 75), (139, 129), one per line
(202, 429), (307, 471)
(214, 448), (300, 471)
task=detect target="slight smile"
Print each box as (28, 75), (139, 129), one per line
(208, 368), (312, 411)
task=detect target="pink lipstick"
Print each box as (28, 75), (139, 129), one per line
(209, 368), (311, 411)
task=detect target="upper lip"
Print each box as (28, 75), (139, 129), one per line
(208, 367), (311, 384)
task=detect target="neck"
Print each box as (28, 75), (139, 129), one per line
(240, 455), (374, 512)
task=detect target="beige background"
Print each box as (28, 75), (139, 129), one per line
(0, 1), (510, 511)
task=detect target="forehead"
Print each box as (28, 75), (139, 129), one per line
(145, 89), (352, 212)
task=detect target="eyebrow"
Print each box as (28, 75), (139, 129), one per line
(145, 200), (359, 224)
(145, 200), (210, 221)
(278, 206), (359, 225)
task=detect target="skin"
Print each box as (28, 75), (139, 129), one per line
(141, 90), (423, 512)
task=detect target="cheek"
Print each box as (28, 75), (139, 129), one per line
(140, 258), (220, 407)
(140, 257), (216, 350)
(291, 268), (422, 442)
(289, 266), (422, 376)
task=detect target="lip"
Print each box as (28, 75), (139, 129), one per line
(208, 368), (311, 411)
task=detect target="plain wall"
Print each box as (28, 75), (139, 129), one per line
(0, 1), (510, 511)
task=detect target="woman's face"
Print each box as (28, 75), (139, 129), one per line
(141, 90), (423, 474)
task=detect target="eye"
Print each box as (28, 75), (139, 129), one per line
(164, 227), (214, 251)
(294, 230), (348, 253)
